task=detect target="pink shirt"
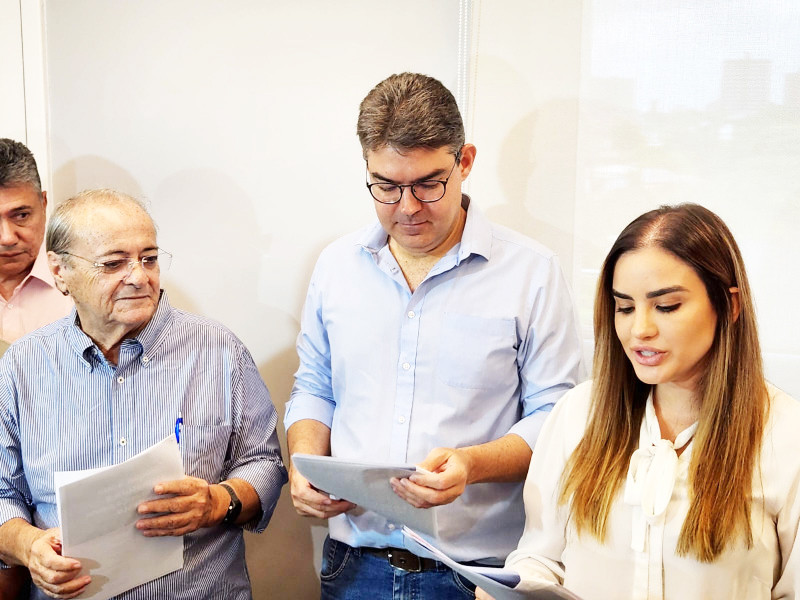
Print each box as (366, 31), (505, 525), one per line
(0, 247), (73, 343)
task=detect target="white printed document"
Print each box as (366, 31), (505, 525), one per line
(402, 527), (583, 600)
(55, 436), (185, 600)
(291, 454), (438, 535)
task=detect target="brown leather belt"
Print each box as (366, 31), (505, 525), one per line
(361, 546), (439, 572)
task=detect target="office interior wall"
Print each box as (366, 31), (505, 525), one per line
(465, 0), (584, 277)
(1, 0), (26, 143)
(2, 0), (50, 185)
(5, 1), (798, 598)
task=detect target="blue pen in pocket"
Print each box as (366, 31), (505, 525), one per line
(174, 412), (183, 444)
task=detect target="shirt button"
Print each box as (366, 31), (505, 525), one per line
(407, 311), (415, 318)
(142, 356), (149, 363)
(387, 523), (396, 531)
(7, 304), (12, 309)
(402, 362), (410, 371)
(120, 437), (127, 446)
(117, 376), (124, 383)
(398, 416), (406, 424)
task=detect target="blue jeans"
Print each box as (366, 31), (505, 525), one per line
(320, 536), (477, 600)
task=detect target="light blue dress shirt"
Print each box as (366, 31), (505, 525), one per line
(0, 292), (287, 599)
(286, 197), (583, 563)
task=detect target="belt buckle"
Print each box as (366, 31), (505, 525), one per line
(387, 549), (422, 573)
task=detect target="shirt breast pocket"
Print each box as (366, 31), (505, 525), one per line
(181, 424), (232, 483)
(437, 314), (518, 390)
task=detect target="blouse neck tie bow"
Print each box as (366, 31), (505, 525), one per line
(623, 397), (698, 553)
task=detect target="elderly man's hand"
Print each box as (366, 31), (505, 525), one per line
(135, 476), (221, 536)
(389, 447), (472, 508)
(26, 528), (90, 599)
(289, 463), (356, 519)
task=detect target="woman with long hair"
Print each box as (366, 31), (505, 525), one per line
(478, 203), (799, 599)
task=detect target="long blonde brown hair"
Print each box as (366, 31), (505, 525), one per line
(561, 203), (768, 562)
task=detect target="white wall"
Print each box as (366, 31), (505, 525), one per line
(4, 1), (799, 598)
(1, 0), (50, 184)
(0, 0), (26, 143)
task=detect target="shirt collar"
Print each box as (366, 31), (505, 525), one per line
(133, 289), (173, 353)
(358, 221), (389, 253)
(357, 194), (493, 262)
(65, 290), (173, 368)
(456, 195), (492, 262)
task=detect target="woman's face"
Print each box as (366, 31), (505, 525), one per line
(612, 246), (718, 392)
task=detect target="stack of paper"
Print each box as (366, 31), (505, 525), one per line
(402, 527), (582, 600)
(55, 436), (185, 600)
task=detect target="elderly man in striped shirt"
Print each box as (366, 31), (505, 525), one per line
(0, 189), (287, 599)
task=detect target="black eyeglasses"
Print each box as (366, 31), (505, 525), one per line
(366, 152), (461, 204)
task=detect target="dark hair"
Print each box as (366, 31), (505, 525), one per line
(0, 138), (42, 192)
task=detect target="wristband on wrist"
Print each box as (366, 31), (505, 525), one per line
(219, 482), (242, 525)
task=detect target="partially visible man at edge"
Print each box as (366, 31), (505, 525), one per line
(0, 141), (73, 597)
(286, 72), (584, 599)
(0, 139), (72, 345)
(0, 189), (287, 599)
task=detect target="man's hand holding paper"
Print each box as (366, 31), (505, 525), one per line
(390, 447), (470, 508)
(289, 464), (356, 520)
(25, 526), (89, 599)
(289, 454), (438, 535)
(287, 420), (357, 519)
(135, 476), (220, 537)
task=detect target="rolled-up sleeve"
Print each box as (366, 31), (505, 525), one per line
(508, 254), (584, 448)
(284, 274), (337, 431)
(224, 347), (287, 533)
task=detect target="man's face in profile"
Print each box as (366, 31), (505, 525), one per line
(0, 184), (46, 282)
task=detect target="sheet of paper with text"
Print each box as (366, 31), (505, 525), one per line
(55, 435), (184, 600)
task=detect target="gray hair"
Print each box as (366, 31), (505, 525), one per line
(0, 138), (42, 193)
(356, 73), (465, 158)
(47, 189), (153, 255)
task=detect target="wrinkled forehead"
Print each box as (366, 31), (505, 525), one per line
(69, 202), (157, 251)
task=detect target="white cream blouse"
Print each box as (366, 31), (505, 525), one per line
(506, 380), (800, 600)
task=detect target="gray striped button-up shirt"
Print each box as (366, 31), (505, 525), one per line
(0, 291), (287, 599)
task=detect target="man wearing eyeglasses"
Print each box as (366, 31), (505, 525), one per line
(286, 72), (583, 598)
(0, 189), (287, 599)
